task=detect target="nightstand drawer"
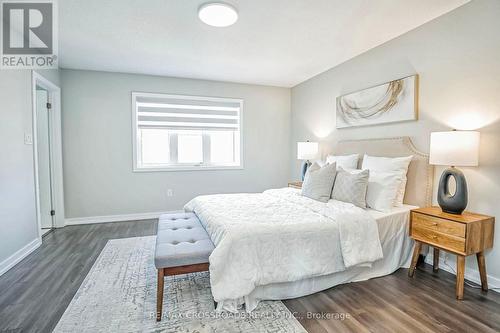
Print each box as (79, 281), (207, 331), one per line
(288, 181), (302, 189)
(412, 212), (466, 238)
(411, 225), (465, 253)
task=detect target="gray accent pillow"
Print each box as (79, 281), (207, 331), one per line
(301, 162), (337, 203)
(331, 167), (369, 208)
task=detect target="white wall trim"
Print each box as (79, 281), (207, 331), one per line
(32, 71), (65, 236)
(65, 210), (182, 225)
(0, 238), (41, 277)
(425, 251), (500, 292)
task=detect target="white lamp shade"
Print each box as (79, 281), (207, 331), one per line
(297, 142), (318, 160)
(429, 131), (480, 166)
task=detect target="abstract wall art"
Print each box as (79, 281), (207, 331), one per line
(336, 75), (418, 128)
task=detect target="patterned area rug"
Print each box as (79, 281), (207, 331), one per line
(53, 236), (306, 333)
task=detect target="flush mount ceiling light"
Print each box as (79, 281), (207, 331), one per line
(198, 2), (238, 27)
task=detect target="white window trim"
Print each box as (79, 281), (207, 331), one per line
(132, 92), (244, 172)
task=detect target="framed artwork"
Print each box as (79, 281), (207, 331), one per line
(336, 75), (418, 128)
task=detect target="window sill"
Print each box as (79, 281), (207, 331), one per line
(133, 165), (244, 172)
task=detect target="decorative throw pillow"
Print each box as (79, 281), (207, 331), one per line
(366, 170), (404, 212)
(361, 154), (412, 207)
(301, 162), (337, 203)
(331, 167), (369, 208)
(326, 154), (359, 170)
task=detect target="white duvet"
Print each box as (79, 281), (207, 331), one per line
(184, 188), (383, 312)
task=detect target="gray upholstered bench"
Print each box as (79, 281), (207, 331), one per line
(155, 212), (215, 321)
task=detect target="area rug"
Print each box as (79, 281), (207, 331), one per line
(53, 236), (306, 333)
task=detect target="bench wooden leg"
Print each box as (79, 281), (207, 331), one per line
(155, 263), (210, 321)
(157, 268), (164, 321)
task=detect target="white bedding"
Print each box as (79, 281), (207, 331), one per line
(244, 203), (416, 308)
(185, 187), (384, 312)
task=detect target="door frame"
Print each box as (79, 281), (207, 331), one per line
(32, 71), (65, 239)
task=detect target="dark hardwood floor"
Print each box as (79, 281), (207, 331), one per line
(0, 220), (157, 333)
(0, 220), (499, 333)
(284, 264), (500, 333)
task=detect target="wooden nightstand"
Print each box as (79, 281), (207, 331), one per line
(408, 206), (495, 299)
(288, 181), (302, 189)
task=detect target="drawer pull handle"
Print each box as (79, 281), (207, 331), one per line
(432, 222), (438, 226)
(433, 235), (438, 240)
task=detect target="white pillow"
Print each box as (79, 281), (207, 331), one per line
(366, 171), (403, 212)
(301, 162), (337, 203)
(326, 154), (359, 170)
(361, 154), (412, 207)
(331, 167), (369, 208)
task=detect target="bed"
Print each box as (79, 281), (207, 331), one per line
(185, 137), (434, 312)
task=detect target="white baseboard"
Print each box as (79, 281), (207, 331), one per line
(0, 238), (42, 277)
(65, 210), (182, 225)
(425, 251), (500, 291)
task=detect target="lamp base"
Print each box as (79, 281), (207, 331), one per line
(301, 160), (311, 181)
(437, 167), (468, 215)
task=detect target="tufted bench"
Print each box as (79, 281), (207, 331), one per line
(155, 212), (215, 321)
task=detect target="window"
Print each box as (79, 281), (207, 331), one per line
(133, 92), (242, 171)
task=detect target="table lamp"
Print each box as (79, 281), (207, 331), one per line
(297, 141), (318, 181)
(429, 130), (480, 215)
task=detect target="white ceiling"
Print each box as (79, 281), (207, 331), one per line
(59, 0), (469, 87)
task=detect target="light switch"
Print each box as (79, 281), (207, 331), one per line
(24, 133), (33, 145)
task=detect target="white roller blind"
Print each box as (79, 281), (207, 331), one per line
(133, 92), (243, 171)
(135, 94), (241, 131)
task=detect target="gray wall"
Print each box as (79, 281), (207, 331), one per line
(37, 69), (61, 87)
(291, 0), (500, 281)
(0, 69), (60, 268)
(61, 69), (291, 218)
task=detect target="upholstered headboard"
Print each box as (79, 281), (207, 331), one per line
(334, 137), (434, 208)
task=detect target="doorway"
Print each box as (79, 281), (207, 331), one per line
(32, 72), (65, 240)
(35, 86), (54, 235)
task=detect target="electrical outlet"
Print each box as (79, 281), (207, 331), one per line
(24, 133), (33, 145)
(167, 189), (173, 197)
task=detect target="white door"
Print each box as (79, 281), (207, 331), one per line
(36, 86), (54, 230)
